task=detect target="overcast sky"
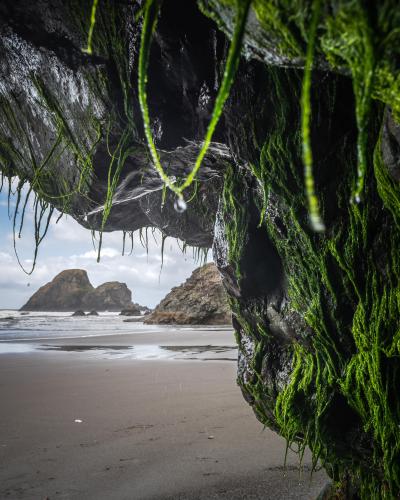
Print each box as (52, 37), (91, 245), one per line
(0, 182), (210, 310)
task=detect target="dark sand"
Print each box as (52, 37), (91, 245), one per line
(0, 331), (328, 499)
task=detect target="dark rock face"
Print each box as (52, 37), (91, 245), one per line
(381, 108), (400, 182)
(72, 310), (86, 317)
(0, 0), (227, 247)
(144, 263), (231, 325)
(119, 304), (147, 316)
(3, 1), (400, 497)
(21, 270), (93, 311)
(83, 281), (132, 311)
(21, 269), (134, 311)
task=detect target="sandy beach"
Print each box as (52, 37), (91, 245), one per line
(0, 328), (328, 499)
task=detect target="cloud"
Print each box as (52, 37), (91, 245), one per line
(0, 251), (13, 263)
(74, 247), (121, 259)
(50, 214), (93, 242)
(0, 190), (212, 309)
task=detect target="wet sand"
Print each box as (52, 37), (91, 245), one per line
(0, 330), (328, 499)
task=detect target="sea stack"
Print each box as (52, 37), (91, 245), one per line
(144, 263), (231, 325)
(21, 270), (135, 312)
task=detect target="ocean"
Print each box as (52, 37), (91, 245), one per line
(0, 309), (163, 342)
(0, 310), (237, 361)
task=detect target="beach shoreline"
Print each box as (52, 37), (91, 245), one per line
(0, 328), (328, 499)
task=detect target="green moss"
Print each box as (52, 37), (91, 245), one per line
(0, 174), (55, 274)
(138, 0), (251, 205)
(70, 0), (141, 260)
(321, 2), (376, 204)
(228, 61), (400, 496)
(82, 0), (99, 55)
(300, 0), (325, 232)
(1, 0), (144, 265)
(222, 164), (249, 281)
(251, 0), (304, 59)
(31, 75), (102, 203)
(374, 129), (400, 227)
(0, 79), (100, 273)
(200, 0), (400, 218)
(193, 8), (400, 492)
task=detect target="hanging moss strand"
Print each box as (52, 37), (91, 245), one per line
(138, 0), (251, 202)
(301, 0), (325, 232)
(178, 0), (251, 192)
(82, 0), (99, 55)
(138, 0), (177, 193)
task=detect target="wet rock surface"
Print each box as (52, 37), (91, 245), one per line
(0, 0), (228, 246)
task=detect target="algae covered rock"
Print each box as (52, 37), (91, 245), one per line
(144, 263), (231, 325)
(0, 0), (225, 250)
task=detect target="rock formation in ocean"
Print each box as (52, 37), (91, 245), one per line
(144, 263), (230, 325)
(21, 269), (135, 311)
(120, 304), (150, 316)
(82, 281), (133, 311)
(72, 309), (86, 317)
(21, 270), (92, 311)
(2, 1), (400, 497)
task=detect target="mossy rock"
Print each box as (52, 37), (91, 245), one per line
(1, 1), (400, 498)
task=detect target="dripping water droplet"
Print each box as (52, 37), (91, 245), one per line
(350, 194), (361, 204)
(174, 196), (187, 213)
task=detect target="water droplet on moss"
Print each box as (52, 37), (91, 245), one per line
(350, 194), (361, 204)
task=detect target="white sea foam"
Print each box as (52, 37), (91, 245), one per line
(0, 310), (151, 341)
(0, 310), (232, 342)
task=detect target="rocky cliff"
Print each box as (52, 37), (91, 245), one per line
(21, 270), (134, 311)
(145, 263), (230, 325)
(2, 1), (400, 497)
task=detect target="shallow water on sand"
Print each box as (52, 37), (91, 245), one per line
(0, 310), (236, 361)
(0, 342), (237, 361)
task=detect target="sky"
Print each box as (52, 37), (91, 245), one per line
(0, 181), (210, 310)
